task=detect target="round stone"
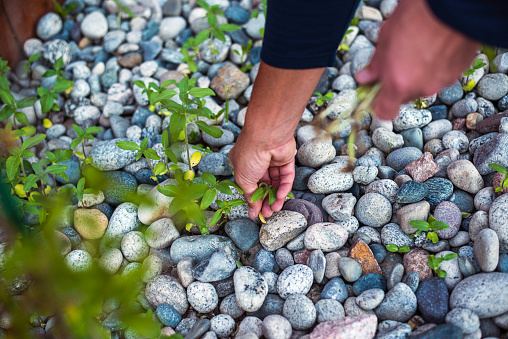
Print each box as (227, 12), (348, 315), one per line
(99, 248), (123, 274)
(297, 138), (336, 168)
(445, 308), (480, 334)
(121, 231), (149, 262)
(262, 314), (292, 339)
(315, 299), (345, 323)
(277, 264), (313, 299)
(145, 275), (188, 314)
(156, 303), (181, 328)
(447, 160), (484, 194)
(234, 266), (268, 312)
(304, 222), (348, 252)
(403, 248), (432, 280)
(210, 314), (235, 338)
(338, 258), (362, 282)
(145, 218), (180, 250)
(442, 131), (469, 153)
(81, 11), (108, 39)
(321, 277), (348, 303)
(375, 282), (417, 322)
(64, 250), (92, 272)
(433, 201), (462, 239)
(187, 282), (219, 314)
(356, 289), (384, 310)
(259, 210), (307, 252)
(37, 13), (62, 40)
(220, 294), (244, 319)
(322, 193), (356, 222)
(73, 208), (108, 240)
(282, 294), (316, 330)
(365, 179), (399, 204)
(355, 193), (392, 227)
(352, 273), (387, 296)
(474, 228), (499, 272)
(489, 194), (508, 253)
(307, 163), (355, 194)
(477, 73), (508, 100)
(386, 147), (423, 172)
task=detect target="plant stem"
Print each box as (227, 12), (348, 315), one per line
(52, 172), (58, 191)
(184, 121), (192, 172)
(12, 119), (24, 144)
(209, 32), (215, 64)
(146, 157), (160, 184)
(81, 141), (86, 158)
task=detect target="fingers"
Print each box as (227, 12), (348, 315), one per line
(371, 85), (404, 120)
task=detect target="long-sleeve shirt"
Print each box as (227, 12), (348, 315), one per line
(260, 0), (508, 69)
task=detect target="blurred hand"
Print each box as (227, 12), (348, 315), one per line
(229, 135), (296, 219)
(355, 0), (479, 120)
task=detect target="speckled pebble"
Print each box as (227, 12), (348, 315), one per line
(355, 193), (392, 227)
(282, 294), (316, 330)
(315, 299), (345, 323)
(356, 288), (384, 310)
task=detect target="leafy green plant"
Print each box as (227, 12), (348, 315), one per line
(23, 53), (41, 76)
(313, 91), (333, 106)
(71, 124), (103, 162)
(40, 57), (73, 114)
(428, 253), (458, 278)
(112, 0), (135, 27)
(409, 215), (450, 243)
(462, 57), (487, 91)
(195, 1), (240, 63)
(251, 182), (294, 205)
(489, 163), (508, 192)
(53, 0), (77, 19)
(338, 28), (354, 52)
(385, 244), (410, 253)
(116, 137), (166, 184)
(233, 39), (253, 72)
(413, 97), (428, 110)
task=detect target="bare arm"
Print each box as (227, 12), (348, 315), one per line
(229, 62), (324, 218)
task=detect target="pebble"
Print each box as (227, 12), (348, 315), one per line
(356, 289), (384, 310)
(450, 272), (508, 318)
(89, 138), (138, 171)
(402, 271), (420, 293)
(423, 177), (454, 207)
(187, 282), (218, 314)
(101, 202), (141, 250)
(474, 228), (499, 272)
(364, 179), (399, 204)
(99, 248), (123, 274)
(73, 208), (108, 240)
(375, 282), (417, 322)
(81, 11), (108, 39)
(395, 180), (428, 203)
(338, 258), (362, 282)
(310, 314), (377, 339)
(156, 303), (181, 328)
(321, 277), (348, 303)
(405, 152), (440, 183)
(355, 193), (392, 227)
(315, 299), (345, 323)
(282, 294), (316, 330)
(422, 119), (453, 142)
(64, 250), (93, 272)
(170, 235), (239, 264)
(386, 147), (423, 172)
(261, 315), (292, 339)
(145, 218), (179, 249)
(433, 201), (462, 239)
(403, 248), (433, 280)
(445, 308), (480, 334)
(297, 138), (336, 168)
(304, 222), (348, 252)
(372, 128), (404, 153)
(193, 249), (237, 282)
(477, 73), (508, 100)
(307, 250), (326, 283)
(396, 201), (430, 234)
(387, 263), (404, 290)
(121, 231), (149, 262)
(393, 105), (432, 132)
(253, 249), (277, 274)
(322, 193), (356, 222)
(283, 199), (323, 226)
(145, 275), (188, 314)
(307, 163), (355, 194)
(489, 194), (508, 253)
(37, 13), (63, 40)
(415, 277), (449, 323)
(352, 273), (387, 296)
(474, 134), (508, 175)
(275, 248), (294, 271)
(237, 316), (262, 337)
(234, 266), (268, 312)
(275, 264), (312, 299)
(442, 131), (469, 153)
(259, 211), (307, 251)
(210, 314), (235, 338)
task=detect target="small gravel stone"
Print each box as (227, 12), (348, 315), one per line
(474, 228), (499, 272)
(307, 250), (326, 283)
(259, 211), (307, 251)
(81, 11), (108, 39)
(393, 105), (432, 132)
(355, 193), (392, 227)
(446, 308), (480, 334)
(307, 163), (355, 194)
(477, 73), (508, 100)
(145, 218), (179, 249)
(37, 13), (62, 40)
(187, 282), (218, 314)
(356, 288), (384, 310)
(322, 193), (356, 222)
(338, 257), (362, 282)
(64, 250), (92, 272)
(282, 294), (316, 330)
(145, 275), (188, 314)
(304, 222), (348, 252)
(261, 314), (292, 339)
(310, 314), (377, 339)
(298, 138), (336, 168)
(315, 299), (345, 323)
(433, 201), (462, 239)
(210, 314), (235, 338)
(375, 282), (417, 322)
(277, 264), (313, 299)
(234, 266), (268, 312)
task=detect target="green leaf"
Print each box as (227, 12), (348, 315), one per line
(399, 246), (410, 253)
(167, 196), (187, 215)
(144, 148), (161, 160)
(15, 111), (30, 125)
(461, 212), (471, 219)
(22, 134), (46, 150)
(54, 57), (64, 72)
(195, 30), (209, 46)
(189, 87), (215, 98)
(196, 0), (209, 9)
(116, 141), (140, 151)
(488, 163), (507, 174)
(77, 177), (85, 191)
(169, 113), (186, 142)
(154, 90), (177, 103)
(0, 88), (15, 106)
(427, 231), (439, 244)
(132, 80), (146, 89)
(45, 164), (68, 174)
(28, 53), (41, 63)
(251, 187), (266, 203)
(268, 188), (276, 205)
(436, 269), (447, 278)
(200, 172), (217, 185)
(17, 97), (37, 109)
(472, 58), (486, 69)
(409, 220), (430, 231)
(210, 209), (223, 227)
(386, 244), (398, 252)
(201, 188), (216, 209)
(427, 214), (436, 223)
(427, 255), (438, 270)
(442, 253), (458, 261)
(122, 6), (135, 18)
(495, 187), (503, 192)
(195, 121), (223, 138)
(6, 156), (20, 181)
(20, 149), (35, 158)
(71, 124), (84, 137)
(70, 138), (82, 151)
(228, 199), (245, 207)
(23, 174), (39, 192)
(216, 182), (233, 195)
(430, 221), (449, 231)
(212, 28), (226, 42)
(40, 94), (54, 114)
(157, 184), (180, 197)
(53, 78), (73, 93)
(218, 23), (241, 32)
(85, 126), (103, 135)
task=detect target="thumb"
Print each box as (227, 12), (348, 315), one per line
(355, 65), (378, 85)
(371, 86), (402, 121)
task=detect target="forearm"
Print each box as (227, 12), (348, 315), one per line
(240, 61), (324, 149)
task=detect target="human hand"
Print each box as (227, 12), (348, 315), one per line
(229, 134), (296, 219)
(355, 0), (479, 120)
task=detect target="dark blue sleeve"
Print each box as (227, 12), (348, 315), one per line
(260, 0), (360, 69)
(427, 0), (508, 48)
